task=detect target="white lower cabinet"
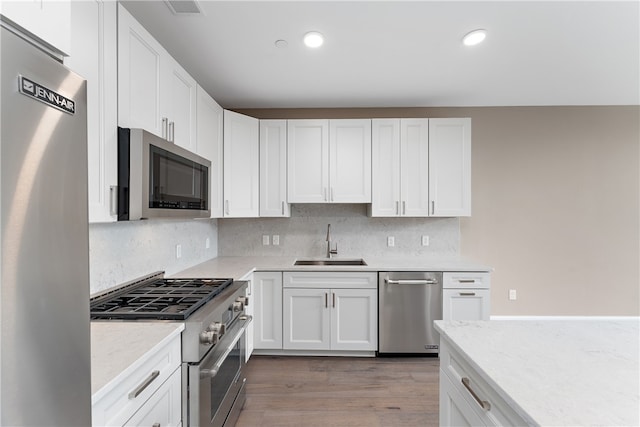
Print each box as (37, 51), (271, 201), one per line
(124, 367), (182, 427)
(92, 334), (181, 427)
(253, 272), (284, 350)
(282, 272), (377, 352)
(439, 340), (527, 426)
(244, 275), (255, 362)
(443, 272), (491, 321)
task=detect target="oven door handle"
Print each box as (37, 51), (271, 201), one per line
(200, 315), (253, 379)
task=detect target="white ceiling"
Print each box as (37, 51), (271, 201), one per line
(121, 1), (640, 109)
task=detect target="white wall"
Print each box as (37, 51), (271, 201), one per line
(218, 204), (459, 257)
(89, 219), (218, 295)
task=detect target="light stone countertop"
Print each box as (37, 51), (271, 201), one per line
(434, 320), (640, 426)
(170, 255), (491, 280)
(90, 322), (184, 403)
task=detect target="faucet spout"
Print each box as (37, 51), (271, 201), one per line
(326, 224), (338, 258)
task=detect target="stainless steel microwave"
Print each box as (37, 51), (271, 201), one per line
(117, 127), (211, 220)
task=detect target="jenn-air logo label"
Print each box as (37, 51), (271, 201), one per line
(18, 76), (75, 115)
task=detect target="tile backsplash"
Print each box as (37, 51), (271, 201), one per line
(89, 219), (218, 295)
(218, 204), (459, 258)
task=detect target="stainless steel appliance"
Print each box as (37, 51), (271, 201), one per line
(0, 19), (91, 426)
(378, 272), (443, 354)
(117, 127), (211, 220)
(90, 273), (251, 427)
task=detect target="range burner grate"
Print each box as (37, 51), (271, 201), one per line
(90, 278), (233, 320)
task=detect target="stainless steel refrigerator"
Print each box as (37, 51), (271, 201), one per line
(1, 19), (91, 426)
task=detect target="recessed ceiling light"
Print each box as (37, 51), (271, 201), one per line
(303, 31), (324, 48)
(462, 29), (487, 46)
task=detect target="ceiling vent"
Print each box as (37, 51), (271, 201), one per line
(164, 0), (202, 15)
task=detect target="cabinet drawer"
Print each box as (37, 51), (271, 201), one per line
(92, 336), (181, 427)
(443, 272), (490, 289)
(124, 366), (182, 427)
(440, 343), (526, 426)
(283, 272), (377, 289)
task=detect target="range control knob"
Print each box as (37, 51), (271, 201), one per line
(199, 330), (218, 345)
(237, 296), (249, 306)
(207, 322), (225, 335)
(232, 300), (244, 312)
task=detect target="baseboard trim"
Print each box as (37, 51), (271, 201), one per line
(490, 315), (640, 321)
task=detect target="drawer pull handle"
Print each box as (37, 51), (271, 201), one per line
(153, 424), (161, 427)
(459, 292), (476, 296)
(386, 279), (437, 285)
(128, 370), (160, 399)
(461, 377), (491, 411)
(458, 279), (476, 283)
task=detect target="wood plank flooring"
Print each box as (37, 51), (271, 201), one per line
(236, 355), (440, 426)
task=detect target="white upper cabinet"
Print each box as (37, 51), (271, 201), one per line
(330, 120), (372, 203)
(371, 118), (471, 217)
(1, 1), (71, 55)
(117, 4), (197, 148)
(67, 0), (118, 223)
(161, 56), (197, 150)
(260, 120), (290, 217)
(117, 4), (163, 136)
(429, 118), (471, 217)
(287, 119), (371, 203)
(196, 86), (224, 218)
(287, 119), (329, 203)
(371, 118), (429, 216)
(223, 110), (259, 217)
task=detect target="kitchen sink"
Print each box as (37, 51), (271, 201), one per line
(293, 258), (368, 266)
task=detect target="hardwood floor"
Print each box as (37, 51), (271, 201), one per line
(236, 355), (440, 426)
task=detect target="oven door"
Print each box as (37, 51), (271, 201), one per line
(188, 315), (252, 427)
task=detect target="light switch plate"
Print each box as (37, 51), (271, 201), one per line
(176, 244), (182, 259)
(421, 235), (430, 246)
(262, 235), (270, 245)
(272, 235), (280, 245)
(509, 289), (517, 300)
(205, 237), (210, 249)
(387, 236), (395, 247)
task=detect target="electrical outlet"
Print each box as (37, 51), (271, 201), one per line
(262, 235), (270, 245)
(176, 244), (182, 259)
(272, 235), (280, 245)
(205, 237), (210, 249)
(421, 235), (430, 246)
(387, 236), (395, 247)
(509, 289), (517, 300)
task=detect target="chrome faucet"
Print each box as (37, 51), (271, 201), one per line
(326, 224), (338, 258)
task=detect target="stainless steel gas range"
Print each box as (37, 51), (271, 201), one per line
(90, 272), (252, 427)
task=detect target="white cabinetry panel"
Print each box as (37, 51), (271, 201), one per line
(287, 120), (329, 202)
(123, 367), (181, 427)
(283, 288), (331, 350)
(260, 120), (290, 217)
(329, 119), (371, 202)
(67, 0), (118, 223)
(401, 118), (430, 216)
(223, 110), (259, 217)
(253, 272), (284, 350)
(196, 86), (223, 218)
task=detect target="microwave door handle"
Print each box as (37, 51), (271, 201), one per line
(200, 315), (252, 379)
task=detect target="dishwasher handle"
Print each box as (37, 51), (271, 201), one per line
(385, 278), (438, 285)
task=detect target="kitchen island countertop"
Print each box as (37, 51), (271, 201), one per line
(170, 255), (491, 280)
(435, 319), (640, 426)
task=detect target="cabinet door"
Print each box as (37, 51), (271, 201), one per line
(260, 120), (290, 217)
(329, 119), (372, 203)
(0, 1), (71, 55)
(331, 288), (377, 351)
(245, 277), (254, 362)
(196, 86), (224, 218)
(124, 367), (182, 427)
(253, 272), (283, 349)
(429, 118), (471, 217)
(223, 110), (259, 217)
(400, 119), (430, 216)
(371, 119), (401, 216)
(67, 0), (118, 223)
(440, 368), (486, 427)
(117, 4), (164, 137)
(163, 57), (197, 151)
(283, 288), (331, 350)
(443, 289), (491, 321)
(287, 119), (329, 203)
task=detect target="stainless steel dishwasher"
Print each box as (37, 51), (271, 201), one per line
(378, 272), (443, 355)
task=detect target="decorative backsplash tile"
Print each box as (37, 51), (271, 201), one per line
(218, 204), (459, 258)
(89, 219), (218, 295)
